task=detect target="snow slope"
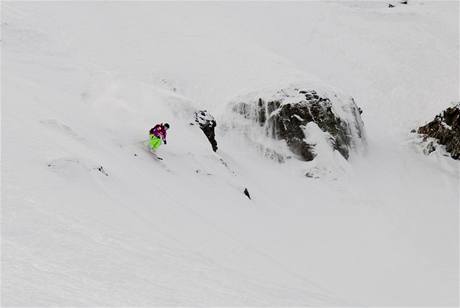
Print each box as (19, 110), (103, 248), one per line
(2, 1), (459, 306)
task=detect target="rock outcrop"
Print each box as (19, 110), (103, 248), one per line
(194, 110), (218, 152)
(229, 85), (365, 162)
(417, 103), (460, 159)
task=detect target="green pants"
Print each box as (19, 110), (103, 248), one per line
(149, 135), (162, 150)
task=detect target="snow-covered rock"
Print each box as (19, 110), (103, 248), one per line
(194, 110), (218, 152)
(227, 84), (365, 164)
(417, 103), (460, 159)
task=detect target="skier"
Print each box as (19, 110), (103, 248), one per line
(149, 123), (169, 152)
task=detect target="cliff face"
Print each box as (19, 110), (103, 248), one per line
(230, 85), (365, 162)
(417, 103), (460, 159)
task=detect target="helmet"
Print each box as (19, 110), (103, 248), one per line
(164, 123), (170, 129)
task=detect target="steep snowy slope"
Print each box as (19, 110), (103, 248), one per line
(2, 1), (459, 306)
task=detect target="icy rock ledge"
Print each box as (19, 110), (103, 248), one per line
(416, 103), (460, 160)
(227, 84), (365, 163)
(194, 110), (218, 152)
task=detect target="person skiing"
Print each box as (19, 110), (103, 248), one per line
(149, 123), (169, 152)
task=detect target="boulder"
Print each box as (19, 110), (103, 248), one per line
(194, 110), (218, 152)
(229, 85), (365, 162)
(417, 103), (460, 159)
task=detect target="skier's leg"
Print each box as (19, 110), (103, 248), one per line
(149, 135), (156, 151)
(149, 136), (162, 151)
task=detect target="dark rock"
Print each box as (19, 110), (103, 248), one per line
(400, 0), (408, 4)
(417, 103), (460, 159)
(231, 87), (365, 161)
(305, 171), (320, 179)
(97, 166), (109, 176)
(389, 4), (395, 8)
(194, 110), (218, 152)
(243, 188), (251, 200)
(423, 140), (437, 156)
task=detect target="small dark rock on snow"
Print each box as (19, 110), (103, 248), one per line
(243, 188), (251, 200)
(97, 166), (109, 176)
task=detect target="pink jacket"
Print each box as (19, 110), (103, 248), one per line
(150, 124), (167, 141)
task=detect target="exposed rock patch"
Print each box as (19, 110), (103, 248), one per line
(417, 103), (460, 160)
(229, 86), (365, 162)
(194, 110), (218, 152)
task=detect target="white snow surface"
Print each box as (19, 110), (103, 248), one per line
(2, 1), (459, 306)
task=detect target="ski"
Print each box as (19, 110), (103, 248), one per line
(141, 141), (164, 160)
(152, 155), (163, 160)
